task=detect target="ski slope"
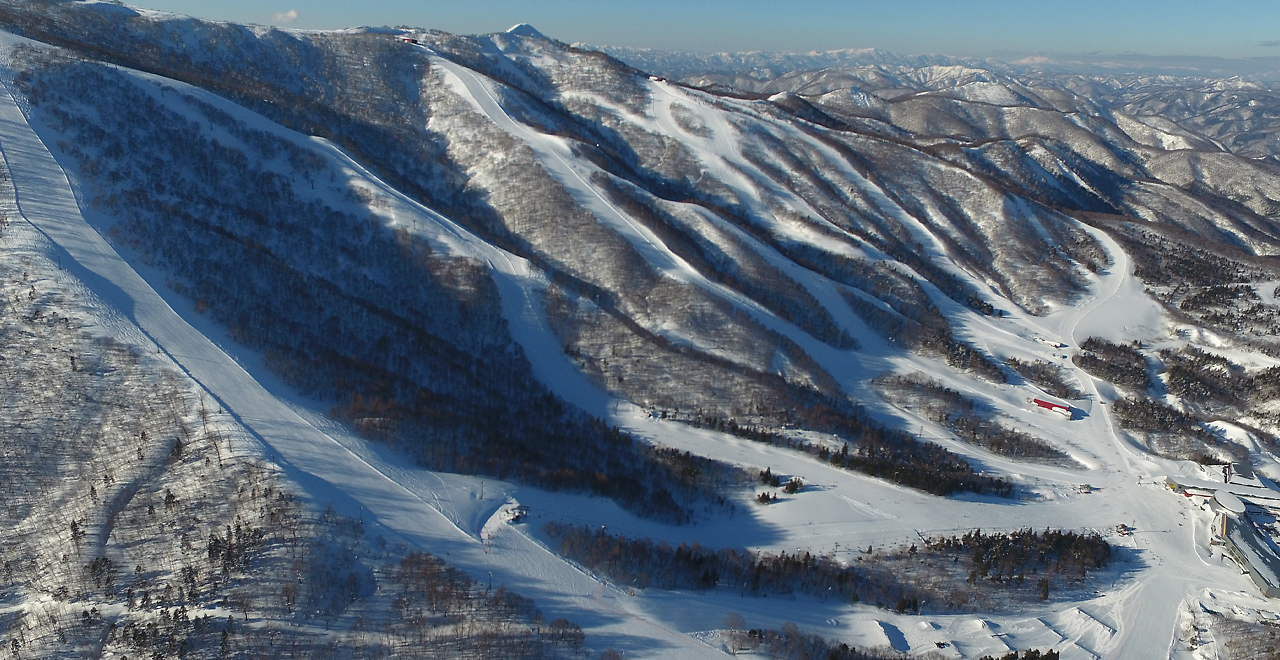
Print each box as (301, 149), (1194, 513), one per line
(416, 66), (1268, 657)
(0, 29), (1274, 658)
(0, 56), (725, 660)
(422, 59), (1259, 655)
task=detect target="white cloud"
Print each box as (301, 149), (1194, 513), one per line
(270, 9), (299, 24)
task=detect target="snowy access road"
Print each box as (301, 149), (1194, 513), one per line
(0, 73), (723, 660)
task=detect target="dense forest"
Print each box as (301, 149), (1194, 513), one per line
(1111, 396), (1246, 463)
(1161, 345), (1280, 412)
(877, 375), (1075, 466)
(546, 524), (1112, 613)
(1072, 337), (1149, 390)
(16, 51), (744, 523)
(979, 652), (1061, 660)
(728, 623), (912, 660)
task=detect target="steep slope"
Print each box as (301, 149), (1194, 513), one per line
(0, 99), (586, 660)
(0, 0), (1044, 500)
(10, 37), (736, 523)
(0, 33), (724, 659)
(6, 3), (1280, 659)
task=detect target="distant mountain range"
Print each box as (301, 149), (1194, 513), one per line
(587, 43), (1280, 82)
(586, 43), (1280, 162)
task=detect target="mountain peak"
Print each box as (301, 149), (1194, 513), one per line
(505, 23), (545, 38)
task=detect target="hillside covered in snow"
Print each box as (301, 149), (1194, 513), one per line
(4, 1), (1280, 658)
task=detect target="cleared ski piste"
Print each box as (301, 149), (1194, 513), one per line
(0, 29), (1273, 658)
(0, 40), (725, 659)
(425, 48), (1263, 658)
(415, 50), (1280, 658)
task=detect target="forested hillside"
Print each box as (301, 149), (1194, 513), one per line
(3, 1), (1280, 657)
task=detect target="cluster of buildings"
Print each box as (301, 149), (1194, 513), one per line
(1167, 470), (1280, 598)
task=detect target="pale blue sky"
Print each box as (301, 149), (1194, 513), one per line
(136, 1), (1279, 58)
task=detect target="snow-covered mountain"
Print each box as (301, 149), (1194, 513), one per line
(592, 45), (1280, 83)
(598, 45), (1280, 163)
(4, 2), (1280, 658)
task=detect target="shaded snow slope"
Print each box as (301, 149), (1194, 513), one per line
(2, 5), (1280, 659)
(0, 46), (720, 658)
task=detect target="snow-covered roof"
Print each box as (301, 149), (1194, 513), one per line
(1214, 490), (1246, 515)
(1225, 515), (1280, 597)
(1164, 475), (1280, 501)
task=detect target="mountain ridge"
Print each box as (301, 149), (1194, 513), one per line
(3, 2), (1280, 657)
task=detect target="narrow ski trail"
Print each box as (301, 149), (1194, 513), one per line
(427, 51), (888, 389)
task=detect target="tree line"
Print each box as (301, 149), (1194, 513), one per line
(545, 523), (1112, 613)
(1006, 357), (1084, 400)
(1073, 337), (1149, 389)
(878, 374), (1074, 466)
(19, 54), (737, 523)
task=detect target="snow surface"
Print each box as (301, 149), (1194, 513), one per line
(506, 23), (546, 39)
(0, 39), (717, 658)
(3, 28), (1279, 659)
